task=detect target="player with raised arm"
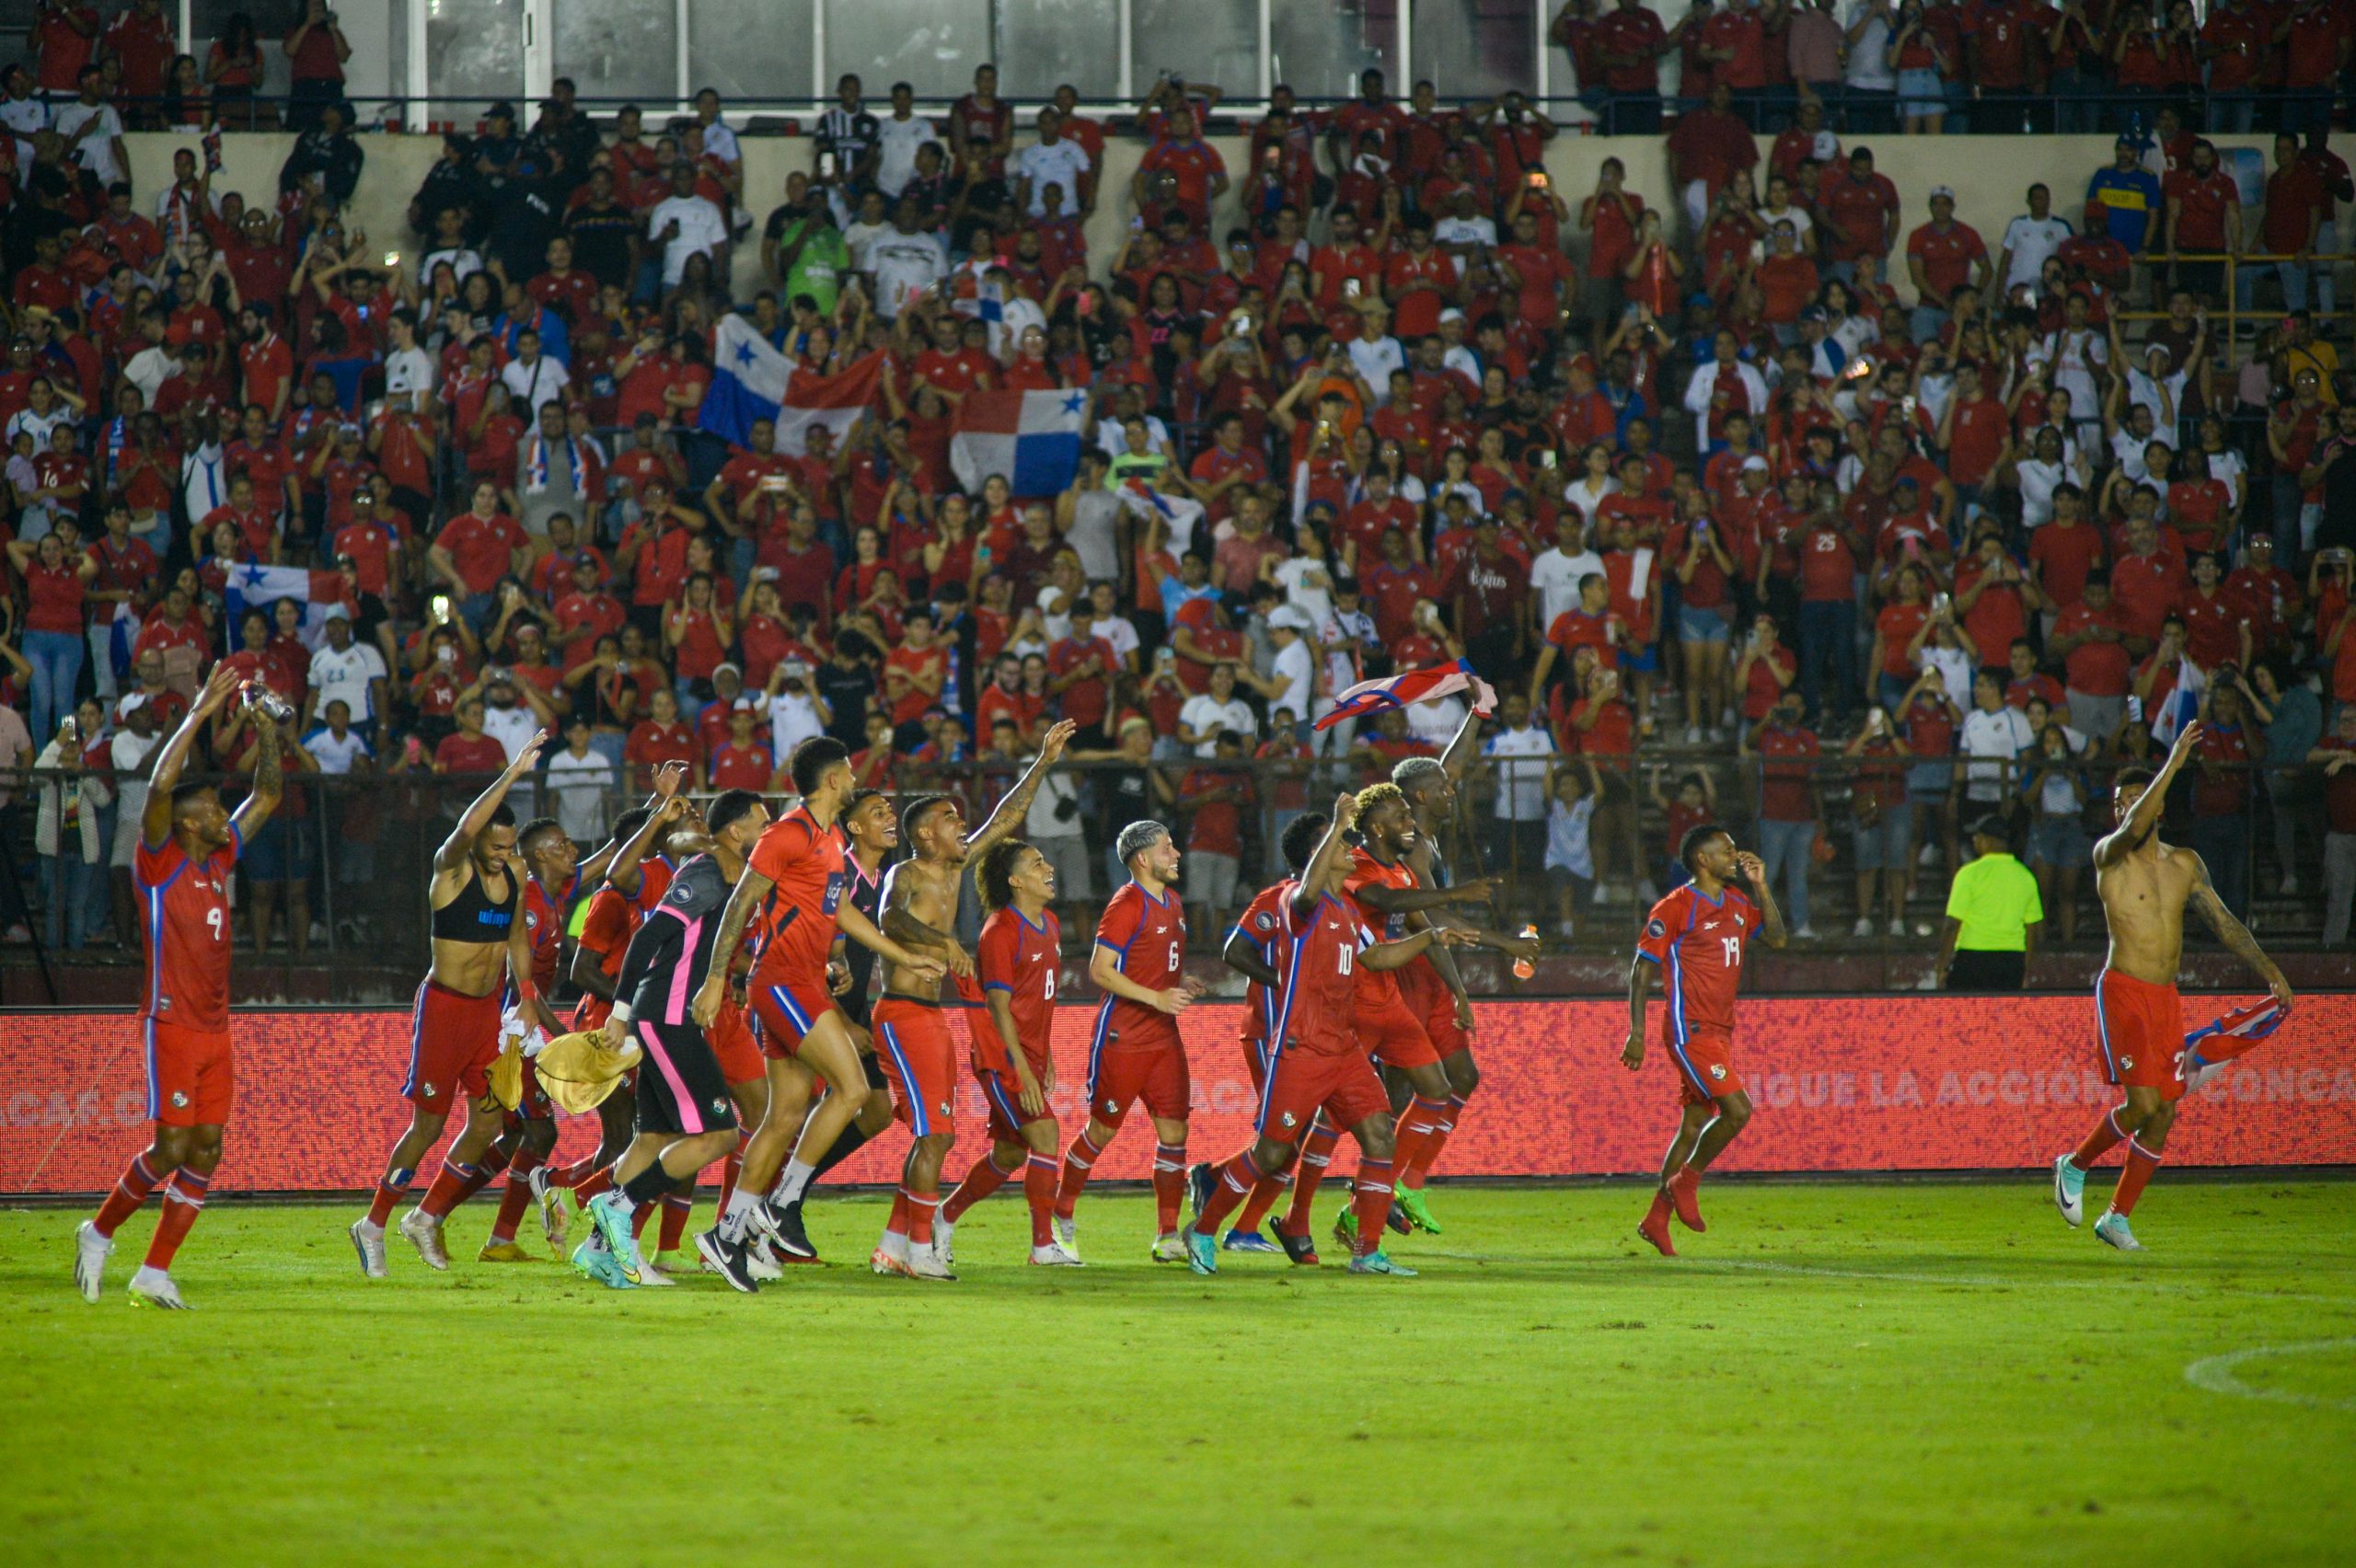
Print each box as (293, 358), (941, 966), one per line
(1185, 800), (1479, 1277)
(1316, 782), (1500, 1255)
(935, 832), (1083, 1268)
(76, 665), (283, 1309)
(2050, 723), (2295, 1251)
(1198, 870), (1311, 1256)
(576, 788), (778, 1291)
(1623, 824), (1788, 1257)
(572, 786), (777, 1290)
(350, 730), (562, 1276)
(872, 721), (1075, 1278)
(1055, 819), (1207, 1262)
(1387, 729), (1542, 1234)
(692, 736), (944, 1266)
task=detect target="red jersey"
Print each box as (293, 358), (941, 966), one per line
(1636, 882), (1761, 1041)
(747, 807), (848, 989)
(521, 872), (575, 993)
(137, 830), (241, 1033)
(1342, 847), (1416, 1008)
(1231, 881), (1290, 1047)
(974, 905), (1061, 1077)
(1091, 880), (1186, 1053)
(1266, 887), (1369, 1058)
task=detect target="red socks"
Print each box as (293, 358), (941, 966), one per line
(630, 1200), (653, 1239)
(94, 1150), (164, 1239)
(904, 1186), (940, 1246)
(886, 1188), (911, 1240)
(2111, 1138), (2164, 1216)
(2071, 1106), (2131, 1170)
(364, 1169), (413, 1229)
(1024, 1154), (1058, 1247)
(143, 1168), (210, 1270)
(1280, 1120), (1340, 1236)
(717, 1135), (746, 1216)
(942, 1148), (1022, 1223)
(1390, 1096), (1449, 1187)
(573, 1167), (615, 1205)
(418, 1158), (477, 1220)
(1054, 1128), (1105, 1219)
(1234, 1167), (1289, 1234)
(657, 1193), (692, 1253)
(1348, 1159), (1395, 1258)
(488, 1147), (545, 1244)
(1403, 1094), (1463, 1191)
(1191, 1149), (1262, 1238)
(1151, 1142), (1187, 1234)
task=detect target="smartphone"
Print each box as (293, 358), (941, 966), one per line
(1526, 170), (1549, 190)
(382, 251), (399, 269)
(816, 150), (837, 179)
(1344, 278), (1361, 300)
(1230, 316), (1252, 338)
(1538, 448), (1557, 469)
(430, 594), (452, 623)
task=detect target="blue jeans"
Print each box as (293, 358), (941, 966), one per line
(42, 850), (101, 951)
(1757, 815), (1815, 933)
(2207, 91), (2258, 134)
(23, 628), (83, 744)
(1797, 599), (1858, 725)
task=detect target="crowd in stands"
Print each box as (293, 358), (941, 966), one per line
(1, 6), (2354, 966)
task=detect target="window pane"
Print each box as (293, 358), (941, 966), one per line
(1411, 0), (1535, 98)
(556, 0), (679, 106)
(825, 0), (989, 100)
(1270, 0), (1398, 103)
(422, 0), (525, 121)
(1131, 0), (1257, 100)
(996, 0), (1117, 100)
(689, 0), (816, 105)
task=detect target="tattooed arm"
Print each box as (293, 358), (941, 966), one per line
(2187, 852), (2294, 1011)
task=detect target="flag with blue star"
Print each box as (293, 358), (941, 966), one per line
(950, 388), (1090, 496)
(704, 314), (884, 452)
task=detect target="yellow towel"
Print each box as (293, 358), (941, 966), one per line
(530, 1030), (643, 1115)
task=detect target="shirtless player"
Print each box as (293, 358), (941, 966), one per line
(872, 721), (1076, 1279)
(2051, 723), (2294, 1251)
(352, 732), (563, 1275)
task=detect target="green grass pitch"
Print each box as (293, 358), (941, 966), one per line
(5, 1181), (2352, 1566)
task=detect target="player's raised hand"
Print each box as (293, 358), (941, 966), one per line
(2166, 720), (2203, 765)
(1621, 1028), (1646, 1071)
(1038, 719), (1078, 765)
(511, 727), (554, 773)
(195, 663), (243, 716)
(653, 760), (687, 799)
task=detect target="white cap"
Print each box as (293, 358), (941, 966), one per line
(1267, 606), (1312, 632)
(1930, 184), (1957, 202)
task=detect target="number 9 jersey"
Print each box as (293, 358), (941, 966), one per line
(137, 830), (243, 1033)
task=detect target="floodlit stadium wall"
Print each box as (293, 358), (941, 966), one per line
(4, 998), (2351, 1194)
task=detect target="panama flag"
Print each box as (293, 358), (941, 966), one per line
(950, 387), (1090, 496)
(702, 314), (884, 451)
(1313, 658), (1499, 731)
(223, 561), (350, 651)
(2180, 997), (2289, 1091)
(2148, 656), (2207, 745)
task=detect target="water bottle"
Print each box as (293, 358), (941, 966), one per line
(1511, 923), (1537, 982)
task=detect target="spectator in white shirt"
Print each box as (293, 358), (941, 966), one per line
(303, 701), (374, 775)
(1264, 608), (1317, 736)
(873, 83), (943, 199)
(646, 164), (730, 288)
(766, 659), (829, 765)
(1177, 663), (1255, 757)
(1683, 332), (1771, 449)
(1013, 107), (1092, 217)
(500, 329), (571, 409)
(864, 195), (949, 319)
(1960, 670), (2036, 806)
(1483, 693), (1559, 917)
(544, 715), (616, 844)
(1996, 184), (2073, 296)
(305, 612), (387, 732)
(53, 68), (126, 187)
(1529, 513), (1606, 636)
(1345, 304), (1406, 404)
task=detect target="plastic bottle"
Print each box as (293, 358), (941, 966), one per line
(1511, 924), (1537, 982)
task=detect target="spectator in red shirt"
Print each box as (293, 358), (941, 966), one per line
(1666, 82), (1760, 234)
(1904, 186), (1990, 340)
(2161, 139), (2242, 305)
(428, 479), (531, 631)
(1819, 146), (1903, 273)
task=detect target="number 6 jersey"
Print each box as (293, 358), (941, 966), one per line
(137, 829), (244, 1033)
(1091, 881), (1185, 1054)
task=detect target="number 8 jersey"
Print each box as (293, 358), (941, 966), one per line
(137, 830), (243, 1033)
(1092, 880), (1185, 1054)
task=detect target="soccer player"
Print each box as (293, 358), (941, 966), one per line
(2050, 724), (2294, 1250)
(1386, 743), (1542, 1233)
(1308, 782), (1496, 1258)
(1203, 872), (1308, 1256)
(76, 666), (283, 1309)
(533, 799), (680, 1228)
(1622, 824), (1787, 1257)
(872, 722), (1074, 1278)
(938, 835), (1079, 1267)
(480, 765), (681, 1262)
(1186, 801), (1476, 1277)
(578, 789), (777, 1294)
(691, 736), (944, 1264)
(350, 732), (563, 1276)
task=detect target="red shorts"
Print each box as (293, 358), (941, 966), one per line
(1254, 1045), (1389, 1141)
(1086, 1044), (1191, 1126)
(977, 1063), (1054, 1143)
(873, 997), (958, 1137)
(404, 979), (504, 1107)
(2097, 968), (2187, 1103)
(752, 973), (838, 1060)
(1397, 960), (1469, 1058)
(710, 997), (765, 1084)
(144, 1018), (233, 1126)
(1355, 988), (1442, 1070)
(1667, 1026), (1741, 1107)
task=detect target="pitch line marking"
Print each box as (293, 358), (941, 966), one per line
(2183, 1340), (2356, 1413)
(1421, 1251), (2356, 1307)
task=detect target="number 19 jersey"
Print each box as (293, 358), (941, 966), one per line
(747, 806), (848, 992)
(136, 830), (243, 1033)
